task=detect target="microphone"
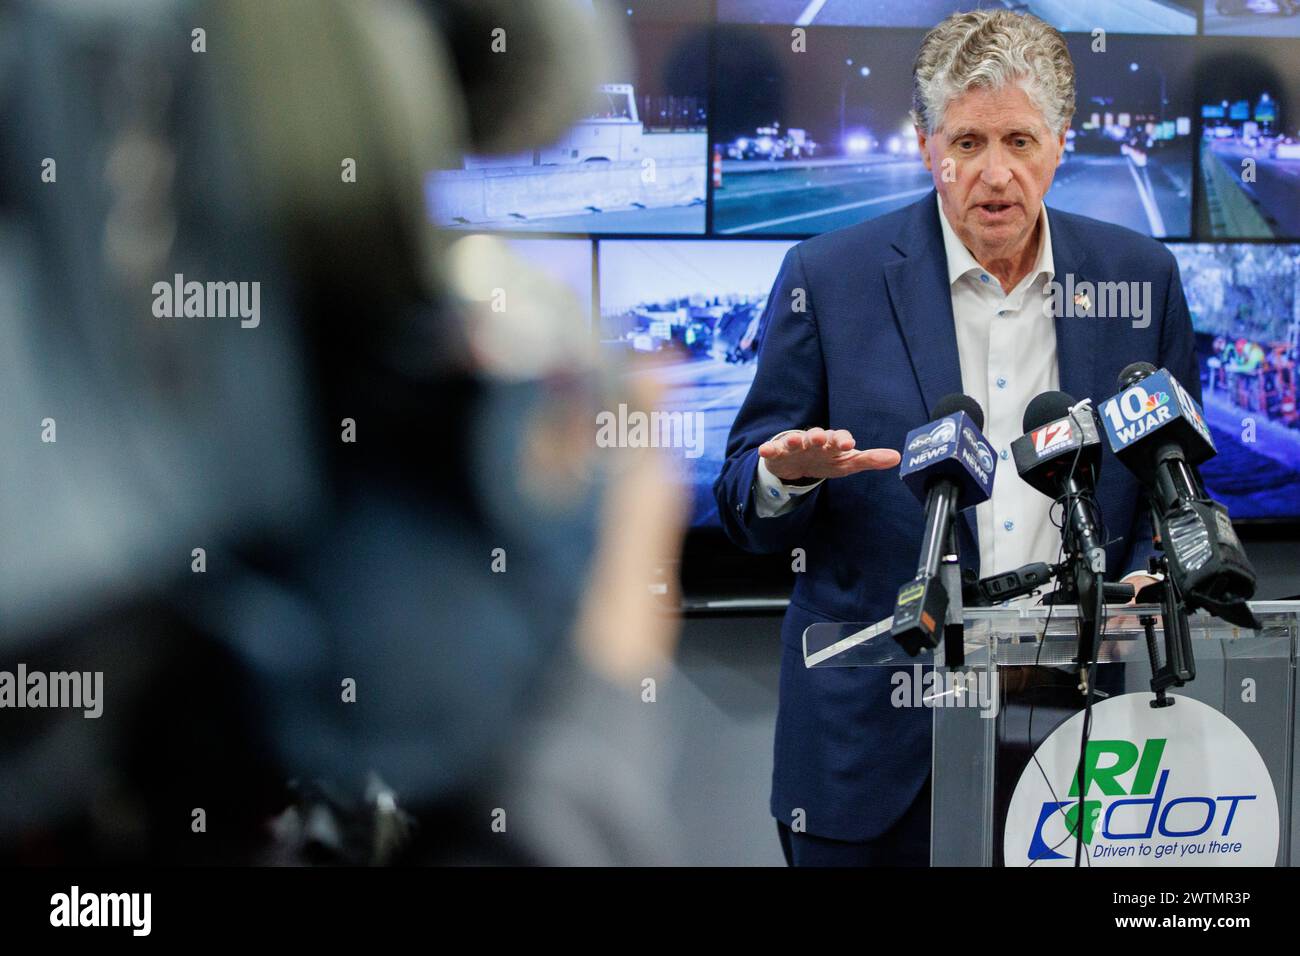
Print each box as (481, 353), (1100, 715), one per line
(1015, 389), (1111, 850)
(1011, 390), (1108, 576)
(891, 394), (996, 656)
(1098, 363), (1258, 626)
(1102, 361), (1215, 492)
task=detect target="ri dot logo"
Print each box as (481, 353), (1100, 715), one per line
(1004, 694), (1279, 866)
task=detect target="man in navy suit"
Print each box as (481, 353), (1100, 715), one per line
(714, 10), (1198, 866)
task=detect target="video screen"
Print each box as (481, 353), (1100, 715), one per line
(1065, 34), (1195, 237)
(1203, 0), (1300, 38)
(597, 239), (795, 526)
(710, 27), (930, 236)
(709, 28), (1193, 238)
(718, 0), (1198, 34)
(596, 238), (1300, 526)
(1171, 243), (1300, 520)
(427, 20), (709, 235)
(1194, 38), (1300, 238)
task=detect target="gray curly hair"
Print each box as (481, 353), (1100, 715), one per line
(911, 10), (1076, 137)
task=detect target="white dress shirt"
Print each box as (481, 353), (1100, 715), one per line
(755, 195), (1087, 578)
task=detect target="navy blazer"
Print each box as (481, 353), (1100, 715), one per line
(714, 191), (1199, 843)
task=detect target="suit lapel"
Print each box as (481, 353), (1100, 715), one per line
(1049, 211), (1129, 548)
(1046, 209), (1098, 404)
(883, 193), (965, 419)
(882, 192), (976, 549)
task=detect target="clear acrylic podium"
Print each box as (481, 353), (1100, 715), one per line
(805, 601), (1299, 866)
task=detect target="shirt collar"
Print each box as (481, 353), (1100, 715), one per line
(935, 192), (1055, 289)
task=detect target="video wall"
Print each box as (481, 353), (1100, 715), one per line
(428, 0), (1300, 526)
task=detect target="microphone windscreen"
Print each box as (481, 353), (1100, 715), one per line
(1117, 361), (1158, 391)
(1022, 390), (1077, 433)
(933, 392), (984, 431)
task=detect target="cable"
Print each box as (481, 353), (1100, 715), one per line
(1063, 399), (1108, 867)
(1025, 418), (1082, 866)
(1072, 573), (1106, 866)
(1026, 400), (1108, 866)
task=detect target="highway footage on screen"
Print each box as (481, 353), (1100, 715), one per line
(428, 18), (709, 234)
(598, 239), (794, 525)
(598, 240), (1300, 528)
(1174, 243), (1300, 520)
(1203, 0), (1300, 38)
(426, 3), (1300, 527)
(1196, 37), (1300, 238)
(711, 27), (1194, 238)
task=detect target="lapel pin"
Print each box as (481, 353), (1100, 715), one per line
(1073, 290), (1091, 314)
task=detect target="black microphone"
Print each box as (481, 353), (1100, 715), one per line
(1099, 363), (1258, 626)
(1012, 390), (1108, 576)
(891, 393), (996, 656)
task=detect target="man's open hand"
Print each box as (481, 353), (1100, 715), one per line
(758, 428), (901, 483)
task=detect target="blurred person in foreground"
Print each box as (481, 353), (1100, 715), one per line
(0, 0), (685, 865)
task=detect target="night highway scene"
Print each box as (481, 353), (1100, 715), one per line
(711, 28), (1194, 238)
(1195, 38), (1300, 238)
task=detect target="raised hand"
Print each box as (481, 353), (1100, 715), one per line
(758, 428), (901, 483)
